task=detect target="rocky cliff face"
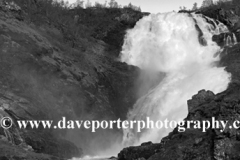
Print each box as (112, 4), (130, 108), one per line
(118, 47), (240, 159)
(0, 1), (148, 159)
(118, 4), (240, 160)
(118, 86), (240, 160)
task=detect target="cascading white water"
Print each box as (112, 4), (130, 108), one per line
(224, 33), (238, 46)
(233, 33), (238, 45)
(120, 12), (231, 146)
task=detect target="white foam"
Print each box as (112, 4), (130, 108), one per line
(120, 12), (231, 146)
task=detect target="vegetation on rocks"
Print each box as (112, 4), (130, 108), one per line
(0, 0), (149, 159)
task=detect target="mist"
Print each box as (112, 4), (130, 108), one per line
(10, 11), (232, 158)
(120, 12), (231, 146)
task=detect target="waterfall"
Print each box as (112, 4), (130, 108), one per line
(233, 33), (238, 45)
(226, 35), (232, 46)
(224, 33), (238, 46)
(120, 12), (231, 146)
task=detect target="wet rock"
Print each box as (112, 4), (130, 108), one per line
(212, 32), (235, 47)
(200, 6), (240, 43)
(141, 141), (153, 146)
(195, 24), (207, 46)
(118, 85), (240, 160)
(109, 156), (118, 160)
(117, 41), (240, 159)
(118, 143), (161, 160)
(187, 90), (215, 112)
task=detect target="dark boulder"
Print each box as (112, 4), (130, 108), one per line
(118, 143), (161, 160)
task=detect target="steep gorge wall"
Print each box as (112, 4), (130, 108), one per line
(0, 2), (148, 159)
